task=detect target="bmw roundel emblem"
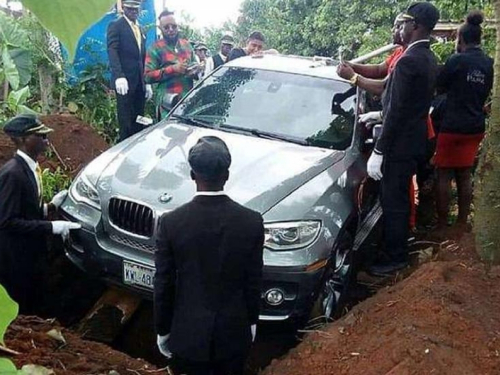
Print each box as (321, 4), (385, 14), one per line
(158, 193), (173, 204)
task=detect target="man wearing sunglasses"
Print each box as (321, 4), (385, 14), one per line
(145, 10), (197, 119)
(0, 114), (81, 313)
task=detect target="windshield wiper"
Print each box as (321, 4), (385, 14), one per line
(218, 123), (310, 146)
(170, 114), (215, 129)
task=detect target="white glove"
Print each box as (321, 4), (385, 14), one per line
(157, 334), (172, 359)
(50, 190), (68, 210)
(367, 152), (384, 181)
(52, 221), (81, 241)
(145, 84), (153, 100)
(115, 78), (129, 95)
(359, 111), (382, 125)
(251, 324), (257, 342)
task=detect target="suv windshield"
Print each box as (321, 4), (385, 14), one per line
(172, 66), (356, 150)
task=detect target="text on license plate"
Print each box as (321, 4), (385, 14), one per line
(123, 261), (155, 289)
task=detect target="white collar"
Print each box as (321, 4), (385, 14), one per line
(406, 39), (430, 52)
(219, 52), (227, 62)
(16, 150), (37, 173)
(195, 191), (226, 196)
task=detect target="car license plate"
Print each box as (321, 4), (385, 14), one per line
(123, 261), (155, 289)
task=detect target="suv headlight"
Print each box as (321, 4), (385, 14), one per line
(70, 172), (101, 210)
(264, 221), (321, 251)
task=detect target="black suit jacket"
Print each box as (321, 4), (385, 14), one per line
(107, 16), (146, 91)
(376, 41), (438, 161)
(0, 155), (52, 308)
(154, 195), (264, 362)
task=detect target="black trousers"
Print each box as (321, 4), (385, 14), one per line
(116, 85), (145, 142)
(171, 354), (246, 375)
(381, 159), (417, 262)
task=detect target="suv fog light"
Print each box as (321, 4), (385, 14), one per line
(265, 289), (285, 306)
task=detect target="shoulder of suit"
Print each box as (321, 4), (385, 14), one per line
(0, 157), (23, 179)
(228, 200), (263, 222)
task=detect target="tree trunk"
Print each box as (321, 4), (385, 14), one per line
(474, 0), (500, 264)
(39, 64), (54, 114)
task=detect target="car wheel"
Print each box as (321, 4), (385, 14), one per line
(310, 230), (355, 324)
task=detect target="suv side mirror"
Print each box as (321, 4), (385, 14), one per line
(161, 93), (180, 112)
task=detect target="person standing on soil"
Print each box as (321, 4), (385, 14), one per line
(0, 114), (81, 314)
(434, 11), (493, 232)
(204, 35), (235, 76)
(227, 31), (265, 62)
(154, 136), (264, 375)
(367, 2), (440, 276)
(107, 0), (153, 142)
(144, 10), (198, 120)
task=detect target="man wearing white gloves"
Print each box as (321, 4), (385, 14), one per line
(107, 0), (152, 142)
(0, 115), (81, 313)
(367, 2), (439, 276)
(155, 136), (264, 375)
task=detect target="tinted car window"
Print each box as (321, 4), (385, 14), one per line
(172, 67), (356, 150)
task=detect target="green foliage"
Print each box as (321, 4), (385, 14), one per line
(20, 0), (116, 60)
(0, 11), (33, 91)
(41, 167), (71, 202)
(0, 284), (18, 346)
(64, 62), (118, 144)
(0, 358), (17, 374)
(431, 40), (455, 64)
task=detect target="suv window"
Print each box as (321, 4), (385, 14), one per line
(172, 67), (356, 150)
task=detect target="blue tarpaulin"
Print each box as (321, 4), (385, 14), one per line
(68, 0), (157, 82)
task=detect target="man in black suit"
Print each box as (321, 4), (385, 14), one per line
(0, 115), (81, 313)
(155, 136), (264, 375)
(367, 2), (440, 275)
(107, 0), (152, 142)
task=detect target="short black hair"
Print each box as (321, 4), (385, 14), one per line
(459, 10), (484, 45)
(158, 9), (174, 20)
(248, 31), (265, 43)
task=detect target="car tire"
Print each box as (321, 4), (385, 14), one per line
(308, 229), (356, 325)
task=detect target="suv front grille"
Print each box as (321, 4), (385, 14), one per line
(109, 234), (157, 253)
(108, 198), (154, 237)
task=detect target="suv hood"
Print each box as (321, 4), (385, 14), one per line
(96, 121), (344, 214)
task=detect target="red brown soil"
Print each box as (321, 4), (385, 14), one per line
(263, 233), (500, 375)
(0, 114), (109, 175)
(5, 316), (162, 375)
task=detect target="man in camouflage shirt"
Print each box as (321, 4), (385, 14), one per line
(145, 10), (197, 119)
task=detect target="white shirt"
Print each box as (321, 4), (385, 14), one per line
(195, 191), (226, 196)
(204, 53), (227, 77)
(17, 150), (41, 198)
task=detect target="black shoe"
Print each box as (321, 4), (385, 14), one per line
(367, 261), (409, 277)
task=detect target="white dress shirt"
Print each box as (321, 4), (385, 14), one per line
(195, 190), (226, 196)
(17, 150), (41, 198)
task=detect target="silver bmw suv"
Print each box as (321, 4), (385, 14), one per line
(60, 54), (378, 323)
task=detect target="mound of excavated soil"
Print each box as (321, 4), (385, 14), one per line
(5, 316), (162, 375)
(263, 234), (500, 375)
(0, 114), (108, 176)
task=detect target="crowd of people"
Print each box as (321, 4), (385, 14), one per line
(337, 3), (493, 275)
(108, 0), (269, 138)
(0, 1), (494, 374)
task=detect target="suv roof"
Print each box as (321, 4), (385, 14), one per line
(225, 54), (349, 82)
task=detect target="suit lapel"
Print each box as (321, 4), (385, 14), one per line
(121, 17), (142, 54)
(14, 155), (39, 204)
